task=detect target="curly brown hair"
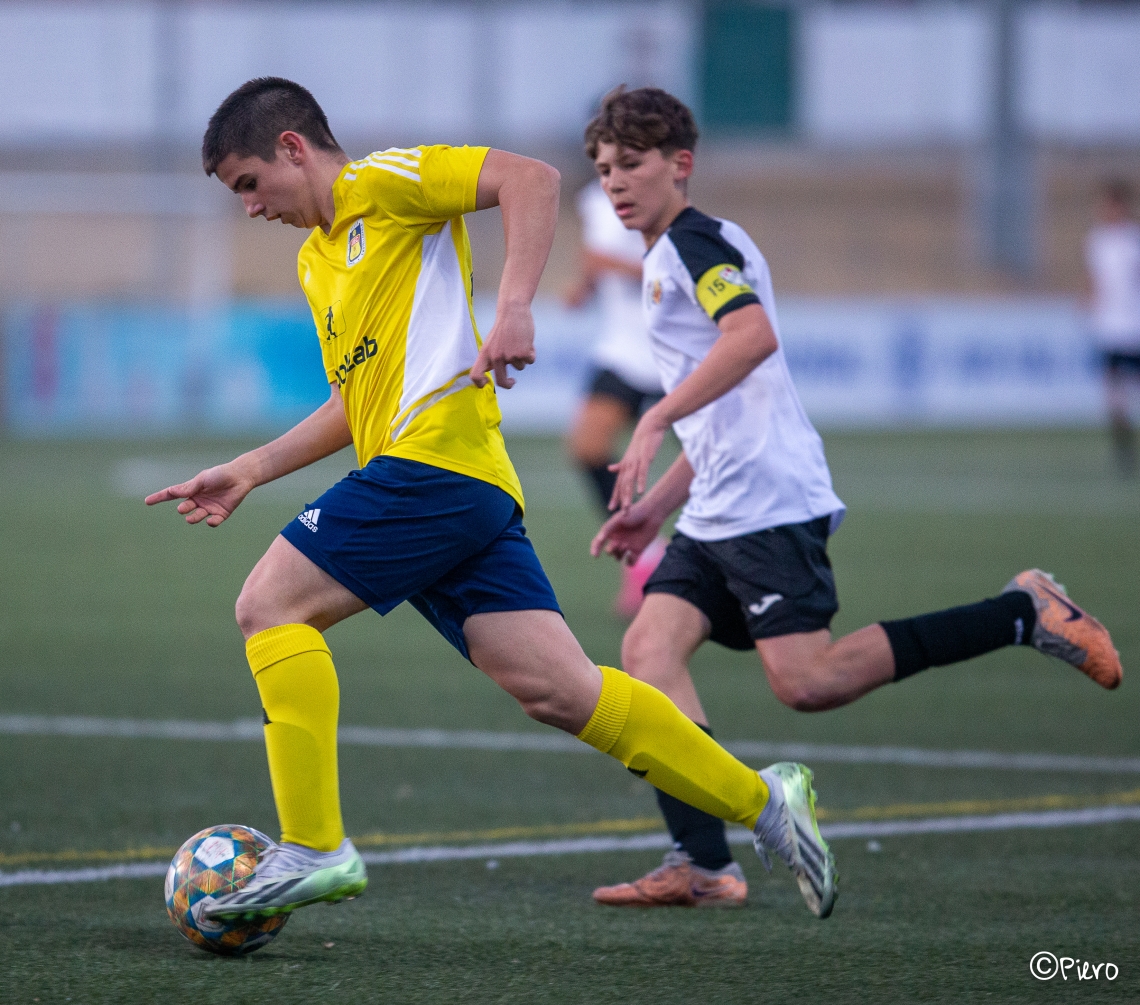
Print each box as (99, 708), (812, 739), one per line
(584, 86), (699, 160)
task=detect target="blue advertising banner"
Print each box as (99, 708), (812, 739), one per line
(4, 301), (328, 435)
(2, 296), (1107, 436)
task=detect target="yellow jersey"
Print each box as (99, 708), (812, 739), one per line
(297, 144), (524, 510)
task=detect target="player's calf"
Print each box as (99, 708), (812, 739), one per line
(757, 626), (894, 713)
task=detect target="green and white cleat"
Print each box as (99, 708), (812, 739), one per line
(753, 762), (838, 919)
(202, 838), (367, 921)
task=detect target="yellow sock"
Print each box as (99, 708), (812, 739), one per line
(578, 666), (769, 828)
(246, 624), (345, 852)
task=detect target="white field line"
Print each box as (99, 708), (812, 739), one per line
(3, 806), (1140, 888)
(3, 713), (1140, 774)
(0, 862), (170, 886)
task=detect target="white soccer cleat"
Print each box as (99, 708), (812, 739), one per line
(201, 837), (367, 921)
(753, 762), (838, 919)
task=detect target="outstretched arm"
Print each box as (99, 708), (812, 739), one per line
(145, 384), (353, 527)
(469, 149), (561, 389)
(609, 302), (777, 511)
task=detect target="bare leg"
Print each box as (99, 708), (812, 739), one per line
(567, 394), (633, 469)
(620, 593), (711, 722)
(463, 609), (603, 734)
(624, 597), (894, 713)
(756, 625), (895, 712)
(235, 535), (368, 640)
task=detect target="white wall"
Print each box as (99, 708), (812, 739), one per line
(0, 2), (1137, 147)
(801, 5), (994, 144)
(0, 1), (695, 146)
(1019, 5), (1140, 143)
(0, 2), (157, 140)
(801, 2), (1140, 146)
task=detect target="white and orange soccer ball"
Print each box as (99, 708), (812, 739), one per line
(164, 824), (289, 955)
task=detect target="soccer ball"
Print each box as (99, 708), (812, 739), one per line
(164, 824), (289, 955)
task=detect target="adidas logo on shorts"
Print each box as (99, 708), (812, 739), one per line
(298, 508), (321, 533)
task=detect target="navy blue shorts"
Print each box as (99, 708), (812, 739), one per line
(280, 456), (561, 660)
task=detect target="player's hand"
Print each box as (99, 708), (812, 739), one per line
(144, 462), (256, 527)
(470, 301), (537, 389)
(590, 502), (663, 565)
(608, 406), (669, 511)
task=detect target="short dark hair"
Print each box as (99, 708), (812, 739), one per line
(584, 86), (699, 160)
(202, 77), (342, 176)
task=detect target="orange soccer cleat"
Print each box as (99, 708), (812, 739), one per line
(592, 851), (747, 908)
(1003, 569), (1122, 689)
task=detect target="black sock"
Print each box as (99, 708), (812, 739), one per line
(883, 591), (1037, 682)
(654, 724), (733, 871)
(583, 463), (617, 513)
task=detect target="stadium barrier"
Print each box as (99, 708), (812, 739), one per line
(2, 296), (1103, 435)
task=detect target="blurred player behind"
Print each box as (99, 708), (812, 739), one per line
(564, 179), (666, 615)
(1085, 178), (1140, 475)
(587, 86), (1122, 909)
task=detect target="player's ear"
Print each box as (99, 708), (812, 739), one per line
(670, 149), (694, 183)
(278, 131), (306, 165)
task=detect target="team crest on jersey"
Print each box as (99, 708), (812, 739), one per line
(718, 266), (745, 285)
(346, 219), (366, 267)
(650, 279), (663, 305)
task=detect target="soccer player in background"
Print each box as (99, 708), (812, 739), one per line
(587, 87), (1123, 908)
(1085, 179), (1140, 475)
(563, 178), (667, 616)
(146, 78), (838, 922)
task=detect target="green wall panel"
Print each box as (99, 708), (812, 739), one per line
(702, 2), (794, 132)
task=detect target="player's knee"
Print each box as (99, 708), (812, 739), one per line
(764, 662), (829, 712)
(234, 580), (272, 641)
(515, 686), (577, 732)
(566, 430), (610, 468)
(620, 622), (673, 686)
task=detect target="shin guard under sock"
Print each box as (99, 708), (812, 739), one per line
(246, 624), (345, 851)
(654, 725), (733, 870)
(882, 591), (1037, 682)
(577, 666), (768, 829)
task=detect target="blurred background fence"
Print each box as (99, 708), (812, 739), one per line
(1, 0), (1138, 434)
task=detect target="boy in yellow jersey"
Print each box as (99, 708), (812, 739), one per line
(147, 77), (837, 922)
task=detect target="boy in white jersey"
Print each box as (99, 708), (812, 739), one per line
(564, 179), (666, 615)
(587, 87), (1123, 908)
(1085, 178), (1140, 474)
(146, 77), (840, 924)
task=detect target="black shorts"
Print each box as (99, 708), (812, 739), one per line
(587, 367), (663, 417)
(1104, 350), (1140, 376)
(644, 516), (839, 650)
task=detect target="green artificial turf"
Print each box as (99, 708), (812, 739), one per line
(1, 430), (1138, 1002)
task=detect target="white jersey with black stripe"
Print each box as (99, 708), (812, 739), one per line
(642, 207), (844, 542)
